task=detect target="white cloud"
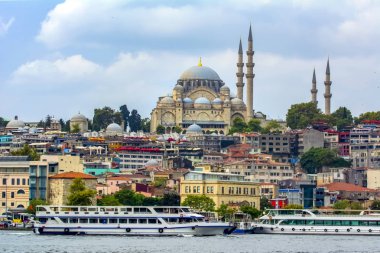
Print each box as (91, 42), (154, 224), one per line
(0, 17), (14, 35)
(5, 48), (380, 122)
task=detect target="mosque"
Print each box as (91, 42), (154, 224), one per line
(150, 25), (255, 134)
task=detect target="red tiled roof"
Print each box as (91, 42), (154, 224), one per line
(325, 182), (377, 192)
(49, 172), (97, 179)
(107, 176), (132, 181)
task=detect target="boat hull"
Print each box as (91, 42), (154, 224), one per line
(34, 224), (234, 236)
(253, 225), (380, 235)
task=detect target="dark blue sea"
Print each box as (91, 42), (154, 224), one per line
(0, 230), (378, 253)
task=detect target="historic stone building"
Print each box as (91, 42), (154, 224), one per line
(150, 26), (255, 134)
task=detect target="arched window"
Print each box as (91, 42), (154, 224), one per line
(17, 189), (25, 194)
(17, 204), (25, 208)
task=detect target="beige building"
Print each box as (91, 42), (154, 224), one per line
(180, 165), (260, 209)
(367, 169), (380, 190)
(151, 26), (255, 134)
(40, 155), (84, 173)
(0, 157), (30, 213)
(48, 172), (97, 205)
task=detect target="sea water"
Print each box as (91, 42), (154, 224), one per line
(0, 230), (377, 253)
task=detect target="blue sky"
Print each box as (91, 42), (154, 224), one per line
(1, 0), (380, 122)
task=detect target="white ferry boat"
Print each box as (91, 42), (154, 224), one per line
(33, 205), (235, 236)
(253, 209), (380, 235)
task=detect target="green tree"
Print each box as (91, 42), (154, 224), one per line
(370, 200), (380, 210)
(71, 123), (80, 133)
(27, 199), (49, 214)
(37, 120), (45, 128)
(97, 195), (121, 206)
(182, 195), (215, 211)
(0, 117), (9, 127)
(64, 120), (71, 132)
(93, 106), (122, 131)
(67, 178), (97, 206)
(240, 205), (261, 218)
(141, 118), (151, 133)
(300, 147), (351, 174)
(229, 118), (248, 134)
(119, 104), (130, 131)
(160, 192), (180, 206)
(128, 109), (142, 132)
(156, 125), (165, 134)
(216, 204), (236, 218)
(114, 189), (145, 206)
(246, 118), (262, 132)
(11, 144), (40, 161)
(260, 197), (273, 211)
(59, 119), (65, 131)
(45, 115), (52, 128)
(286, 102), (322, 129)
(262, 120), (282, 134)
(331, 107), (353, 131)
(283, 204), (304, 209)
(354, 111), (380, 124)
(173, 125), (182, 134)
(333, 200), (350, 210)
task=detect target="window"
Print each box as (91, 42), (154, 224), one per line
(11, 179), (15, 185)
(129, 219), (137, 224)
(22, 179), (26, 185)
(10, 192), (14, 198)
(17, 189), (25, 194)
(16, 179), (20, 185)
(69, 218), (78, 223)
(61, 218), (68, 223)
(2, 178), (6, 185)
(80, 218), (88, 223)
(89, 218), (98, 223)
(138, 219), (147, 224)
(1, 192), (5, 198)
(119, 219), (128, 224)
(109, 219), (118, 224)
(148, 219), (157, 224)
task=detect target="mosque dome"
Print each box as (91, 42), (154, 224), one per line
(145, 159), (159, 167)
(186, 123), (203, 134)
(174, 85), (184, 92)
(231, 98), (245, 105)
(159, 96), (175, 105)
(194, 97), (210, 105)
(220, 85), (230, 92)
(183, 97), (193, 104)
(179, 59), (221, 80)
(106, 123), (123, 134)
(71, 113), (87, 122)
(212, 98), (223, 104)
(6, 116), (25, 129)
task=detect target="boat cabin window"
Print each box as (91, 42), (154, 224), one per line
(170, 208), (179, 214)
(134, 207), (151, 214)
(138, 219), (147, 224)
(368, 221), (378, 226)
(88, 207), (98, 212)
(89, 218), (98, 224)
(315, 220), (324, 225)
(129, 219), (137, 224)
(181, 208), (190, 213)
(61, 218), (68, 223)
(80, 218), (88, 223)
(119, 219), (128, 224)
(69, 218), (78, 224)
(80, 207), (88, 212)
(148, 219), (157, 224)
(100, 218), (107, 224)
(37, 207), (47, 212)
(106, 208), (115, 212)
(109, 219), (118, 224)
(39, 218), (47, 223)
(154, 208), (164, 213)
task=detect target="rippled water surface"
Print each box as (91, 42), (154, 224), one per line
(0, 231), (378, 253)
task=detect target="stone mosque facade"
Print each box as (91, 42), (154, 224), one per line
(150, 26), (255, 134)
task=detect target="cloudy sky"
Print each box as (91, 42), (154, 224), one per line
(1, 0), (380, 122)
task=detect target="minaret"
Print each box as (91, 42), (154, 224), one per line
(236, 38), (244, 100)
(246, 24), (255, 120)
(311, 68), (318, 104)
(324, 58), (332, 115)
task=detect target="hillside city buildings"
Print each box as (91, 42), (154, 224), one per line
(1, 25), (380, 217)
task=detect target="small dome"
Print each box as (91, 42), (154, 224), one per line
(183, 97), (193, 103)
(106, 123), (123, 134)
(194, 97), (210, 105)
(220, 85), (230, 92)
(71, 113), (87, 122)
(145, 159), (159, 167)
(212, 98), (222, 104)
(6, 116), (25, 129)
(176, 98), (182, 102)
(231, 98), (245, 105)
(174, 85), (184, 92)
(180, 65), (221, 80)
(186, 123), (203, 134)
(160, 96), (175, 104)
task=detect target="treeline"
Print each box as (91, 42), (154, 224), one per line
(33, 104), (150, 133)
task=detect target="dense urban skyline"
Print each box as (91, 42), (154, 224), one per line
(1, 0), (380, 121)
